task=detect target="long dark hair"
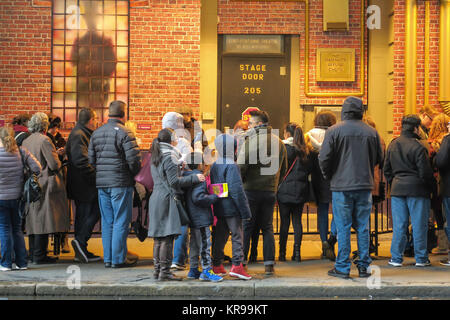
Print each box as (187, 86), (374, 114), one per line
(150, 128), (174, 167)
(285, 122), (309, 162)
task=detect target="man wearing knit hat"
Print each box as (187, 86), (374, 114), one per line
(319, 97), (383, 279)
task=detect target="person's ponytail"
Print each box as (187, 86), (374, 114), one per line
(293, 126), (309, 163)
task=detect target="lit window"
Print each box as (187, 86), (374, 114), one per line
(52, 0), (129, 125)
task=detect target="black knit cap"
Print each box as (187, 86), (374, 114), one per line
(108, 100), (126, 118)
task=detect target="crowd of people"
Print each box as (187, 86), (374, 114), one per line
(0, 96), (449, 281)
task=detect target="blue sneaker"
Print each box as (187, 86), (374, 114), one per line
(199, 268), (223, 282)
(187, 268), (201, 279)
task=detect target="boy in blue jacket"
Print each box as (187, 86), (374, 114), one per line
(210, 134), (252, 280)
(183, 152), (222, 282)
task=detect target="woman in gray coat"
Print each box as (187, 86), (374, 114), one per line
(0, 126), (41, 271)
(148, 128), (204, 281)
(22, 113), (70, 264)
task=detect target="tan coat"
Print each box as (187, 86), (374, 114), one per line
(22, 133), (70, 235)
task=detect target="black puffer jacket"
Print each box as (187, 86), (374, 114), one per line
(435, 134), (450, 197)
(384, 131), (435, 197)
(88, 119), (141, 188)
(66, 122), (96, 201)
(319, 97), (383, 192)
(277, 143), (312, 204)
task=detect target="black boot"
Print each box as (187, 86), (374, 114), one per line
(292, 244), (301, 262)
(324, 235), (337, 261)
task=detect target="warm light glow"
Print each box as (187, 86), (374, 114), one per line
(51, 0), (129, 124)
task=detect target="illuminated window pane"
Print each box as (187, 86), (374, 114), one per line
(65, 93), (77, 107)
(116, 78), (128, 93)
(108, 79), (115, 93)
(53, 15), (65, 29)
(117, 47), (127, 61)
(53, 1), (65, 14)
(65, 62), (76, 77)
(66, 30), (78, 45)
(117, 16), (128, 31)
(65, 46), (74, 61)
(53, 30), (65, 45)
(104, 1), (116, 15)
(53, 62), (64, 76)
(104, 16), (116, 30)
(116, 63), (128, 77)
(117, 31), (128, 46)
(65, 77), (77, 92)
(54, 46), (64, 60)
(53, 77), (65, 92)
(117, 1), (128, 15)
(52, 94), (64, 107)
(65, 109), (77, 122)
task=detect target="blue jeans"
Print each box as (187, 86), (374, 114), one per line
(173, 225), (188, 266)
(390, 196), (430, 264)
(442, 197), (450, 243)
(98, 187), (133, 265)
(0, 200), (27, 268)
(317, 202), (330, 242)
(332, 190), (372, 274)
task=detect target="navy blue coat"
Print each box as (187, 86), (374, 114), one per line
(182, 169), (219, 228)
(210, 134), (252, 220)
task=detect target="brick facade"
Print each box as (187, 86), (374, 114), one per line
(0, 0), (443, 144)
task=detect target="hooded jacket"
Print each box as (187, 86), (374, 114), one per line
(210, 134), (252, 220)
(237, 124), (287, 193)
(182, 169), (218, 228)
(319, 97), (383, 192)
(162, 112), (193, 161)
(384, 131), (436, 197)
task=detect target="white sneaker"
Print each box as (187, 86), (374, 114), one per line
(415, 260), (431, 267)
(13, 265), (27, 270)
(170, 263), (185, 270)
(439, 259), (450, 267)
(388, 259), (402, 267)
(0, 266), (12, 271)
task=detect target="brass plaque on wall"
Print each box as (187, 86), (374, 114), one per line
(316, 48), (355, 82)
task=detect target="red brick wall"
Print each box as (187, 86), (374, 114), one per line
(0, 0), (52, 123)
(393, 0), (441, 136)
(129, 0), (201, 149)
(0, 0), (201, 150)
(218, 0), (368, 107)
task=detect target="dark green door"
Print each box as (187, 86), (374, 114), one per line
(219, 37), (290, 133)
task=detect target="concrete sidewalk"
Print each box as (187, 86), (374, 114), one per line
(0, 234), (449, 299)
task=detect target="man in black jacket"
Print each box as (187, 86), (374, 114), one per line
(435, 125), (450, 266)
(67, 108), (101, 263)
(88, 101), (141, 268)
(384, 114), (435, 268)
(319, 97), (383, 279)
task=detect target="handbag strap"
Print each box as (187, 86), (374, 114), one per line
(280, 156), (298, 184)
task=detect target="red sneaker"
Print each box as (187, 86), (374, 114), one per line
(212, 264), (227, 276)
(229, 263), (252, 280)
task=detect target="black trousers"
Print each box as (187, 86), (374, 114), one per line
(243, 191), (276, 265)
(28, 234), (49, 261)
(74, 199), (101, 251)
(278, 202), (304, 248)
